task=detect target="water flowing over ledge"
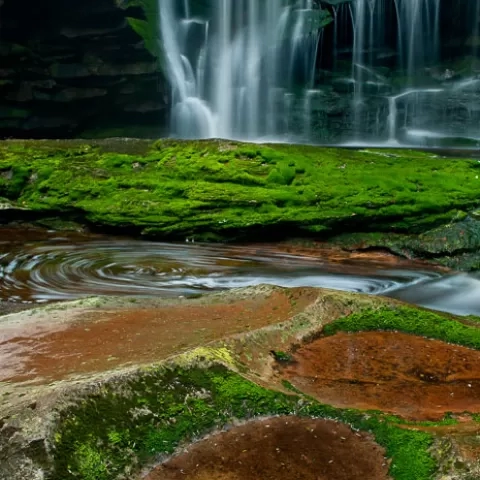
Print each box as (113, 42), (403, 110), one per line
(160, 0), (323, 140)
(158, 0), (480, 147)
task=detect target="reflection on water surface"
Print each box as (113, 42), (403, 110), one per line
(0, 227), (478, 316)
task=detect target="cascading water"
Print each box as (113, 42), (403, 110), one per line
(350, 0), (442, 142)
(159, 0), (480, 147)
(331, 0), (480, 146)
(159, 0), (323, 140)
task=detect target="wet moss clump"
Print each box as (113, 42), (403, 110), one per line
(51, 363), (436, 480)
(1, 139), (480, 243)
(324, 305), (480, 349)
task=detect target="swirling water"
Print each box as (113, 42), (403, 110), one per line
(0, 228), (479, 316)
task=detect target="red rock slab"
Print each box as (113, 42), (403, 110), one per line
(280, 331), (480, 421)
(0, 288), (315, 384)
(142, 416), (390, 480)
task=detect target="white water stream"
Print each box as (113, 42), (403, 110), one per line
(159, 0), (321, 140)
(159, 0), (480, 146)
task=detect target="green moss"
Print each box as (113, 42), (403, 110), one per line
(281, 379), (303, 393)
(76, 444), (109, 480)
(0, 165), (30, 198)
(1, 139), (480, 242)
(324, 305), (480, 349)
(51, 364), (436, 480)
(331, 218), (480, 271)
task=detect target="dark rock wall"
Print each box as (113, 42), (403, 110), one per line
(0, 0), (476, 140)
(309, 0), (480, 144)
(0, 0), (169, 139)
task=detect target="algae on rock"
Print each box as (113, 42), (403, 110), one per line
(2, 286), (480, 480)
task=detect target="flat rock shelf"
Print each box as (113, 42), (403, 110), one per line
(1, 286), (480, 480)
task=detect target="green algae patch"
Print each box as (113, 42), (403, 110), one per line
(50, 363), (436, 480)
(1, 139), (480, 241)
(324, 305), (480, 349)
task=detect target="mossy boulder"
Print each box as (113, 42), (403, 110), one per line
(1, 140), (480, 252)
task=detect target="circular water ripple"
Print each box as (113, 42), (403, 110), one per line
(1, 230), (479, 316)
(0, 237), (435, 303)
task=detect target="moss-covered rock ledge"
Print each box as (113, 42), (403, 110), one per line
(2, 287), (480, 480)
(0, 139), (479, 235)
(1, 139), (480, 266)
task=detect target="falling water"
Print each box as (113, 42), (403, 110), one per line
(159, 0), (322, 140)
(474, 0), (480, 61)
(351, 0), (441, 83)
(350, 0), (441, 140)
(396, 0), (440, 77)
(386, 89), (443, 144)
(302, 89), (321, 140)
(159, 0), (480, 146)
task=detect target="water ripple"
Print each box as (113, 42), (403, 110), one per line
(1, 230), (479, 316)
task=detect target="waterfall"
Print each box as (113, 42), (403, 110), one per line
(159, 0), (322, 141)
(159, 0), (480, 147)
(350, 0), (441, 140)
(473, 0), (480, 61)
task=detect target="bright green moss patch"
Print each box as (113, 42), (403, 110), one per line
(324, 305), (480, 349)
(51, 364), (436, 480)
(1, 139), (480, 241)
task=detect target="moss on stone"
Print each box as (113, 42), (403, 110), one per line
(1, 139), (480, 244)
(323, 304), (480, 349)
(51, 362), (436, 480)
(333, 216), (480, 270)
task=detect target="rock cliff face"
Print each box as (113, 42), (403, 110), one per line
(0, 0), (477, 141)
(0, 0), (169, 139)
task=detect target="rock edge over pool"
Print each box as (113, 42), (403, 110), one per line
(1, 286), (480, 480)
(1, 139), (480, 269)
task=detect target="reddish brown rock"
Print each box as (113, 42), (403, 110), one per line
(143, 416), (390, 480)
(0, 288), (316, 384)
(280, 331), (480, 421)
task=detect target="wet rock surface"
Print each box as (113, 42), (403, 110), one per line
(0, 287), (315, 384)
(143, 416), (390, 480)
(0, 286), (480, 480)
(278, 331), (480, 420)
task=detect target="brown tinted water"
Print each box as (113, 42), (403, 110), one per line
(0, 226), (468, 313)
